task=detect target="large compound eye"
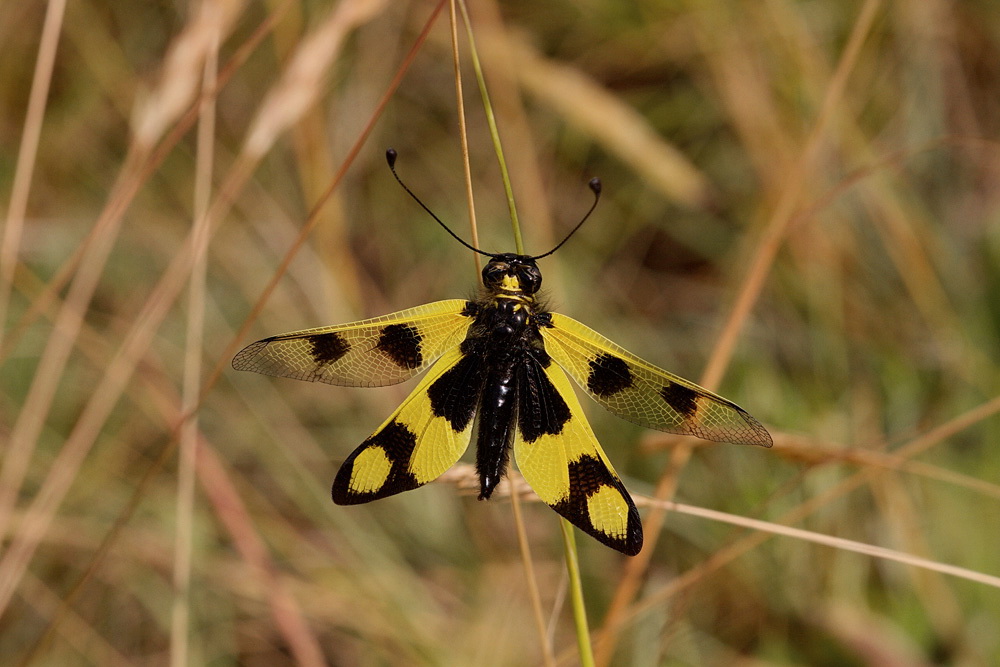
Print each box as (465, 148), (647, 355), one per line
(482, 261), (507, 288)
(516, 264), (542, 294)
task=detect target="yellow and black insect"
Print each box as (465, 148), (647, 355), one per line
(233, 149), (771, 556)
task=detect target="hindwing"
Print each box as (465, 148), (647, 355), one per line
(514, 355), (642, 556)
(540, 313), (772, 448)
(331, 345), (479, 504)
(233, 299), (472, 387)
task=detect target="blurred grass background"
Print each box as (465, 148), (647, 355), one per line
(3, 0), (1000, 664)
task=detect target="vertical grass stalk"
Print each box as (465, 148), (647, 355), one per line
(561, 519), (596, 667)
(457, 0), (523, 254)
(171, 35), (219, 667)
(448, 0), (483, 276)
(457, 2), (594, 664)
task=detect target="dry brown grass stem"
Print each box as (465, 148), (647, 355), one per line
(0, 169), (221, 616)
(595, 1), (884, 662)
(645, 499), (1000, 590)
(169, 36), (219, 667)
(509, 485), (557, 667)
(0, 0), (66, 353)
(741, 434), (1000, 501)
(449, 0), (482, 276)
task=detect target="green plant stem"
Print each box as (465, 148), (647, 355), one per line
(457, 0), (523, 254)
(561, 519), (596, 667)
(457, 5), (593, 665)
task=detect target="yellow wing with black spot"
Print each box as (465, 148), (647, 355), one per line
(331, 345), (477, 503)
(232, 299), (472, 388)
(514, 355), (642, 555)
(540, 313), (772, 448)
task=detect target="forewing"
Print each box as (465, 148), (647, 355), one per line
(541, 313), (772, 447)
(331, 345), (481, 504)
(233, 299), (472, 387)
(514, 356), (642, 556)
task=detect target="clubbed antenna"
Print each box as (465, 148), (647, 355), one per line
(387, 148), (601, 261)
(386, 148), (494, 258)
(529, 178), (602, 260)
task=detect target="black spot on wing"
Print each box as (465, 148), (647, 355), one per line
(551, 455), (643, 556)
(660, 382), (698, 419)
(331, 420), (419, 504)
(570, 454), (613, 495)
(376, 324), (423, 370)
(427, 353), (485, 432)
(309, 331), (350, 366)
(517, 359), (571, 443)
(587, 353), (633, 397)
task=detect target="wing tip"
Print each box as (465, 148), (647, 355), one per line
(621, 538), (643, 557)
(231, 339), (268, 371)
(734, 408), (773, 448)
(593, 504), (643, 556)
(619, 510), (644, 556)
(550, 480), (645, 556)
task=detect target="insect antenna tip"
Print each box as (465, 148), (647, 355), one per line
(529, 175), (603, 260)
(384, 147), (494, 258)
